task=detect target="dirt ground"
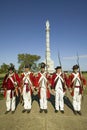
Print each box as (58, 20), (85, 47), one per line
(0, 94), (87, 130)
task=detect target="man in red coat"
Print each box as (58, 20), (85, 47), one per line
(20, 64), (34, 113)
(33, 62), (50, 113)
(2, 63), (20, 114)
(51, 66), (68, 113)
(68, 64), (86, 115)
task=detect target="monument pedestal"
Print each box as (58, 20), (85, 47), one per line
(46, 59), (54, 73)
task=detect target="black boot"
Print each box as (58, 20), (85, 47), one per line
(22, 109), (26, 113)
(5, 110), (10, 114)
(77, 111), (82, 115)
(44, 109), (48, 113)
(55, 110), (58, 113)
(27, 109), (31, 113)
(39, 109), (43, 113)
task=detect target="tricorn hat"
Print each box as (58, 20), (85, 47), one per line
(8, 63), (15, 71)
(41, 62), (46, 68)
(72, 64), (79, 70)
(55, 66), (62, 70)
(24, 64), (31, 68)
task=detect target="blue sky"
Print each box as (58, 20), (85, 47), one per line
(0, 0), (87, 71)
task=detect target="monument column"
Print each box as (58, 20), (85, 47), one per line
(45, 20), (54, 73)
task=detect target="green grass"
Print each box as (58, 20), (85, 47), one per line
(0, 93), (4, 100)
(0, 73), (5, 86)
(0, 74), (5, 100)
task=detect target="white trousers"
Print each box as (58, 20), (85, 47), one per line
(73, 88), (81, 111)
(40, 88), (47, 109)
(55, 89), (64, 111)
(6, 90), (16, 111)
(23, 86), (31, 110)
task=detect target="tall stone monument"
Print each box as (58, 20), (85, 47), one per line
(45, 20), (54, 73)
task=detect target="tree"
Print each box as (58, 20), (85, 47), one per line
(0, 63), (9, 73)
(18, 53), (41, 72)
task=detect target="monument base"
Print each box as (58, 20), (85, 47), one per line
(45, 59), (54, 73)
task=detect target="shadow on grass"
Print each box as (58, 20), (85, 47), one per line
(64, 95), (75, 112)
(48, 94), (75, 113)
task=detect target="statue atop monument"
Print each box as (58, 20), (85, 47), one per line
(46, 20), (50, 29)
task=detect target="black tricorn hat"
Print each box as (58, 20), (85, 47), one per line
(8, 63), (15, 71)
(72, 64), (79, 70)
(41, 62), (46, 68)
(24, 64), (31, 68)
(55, 66), (62, 70)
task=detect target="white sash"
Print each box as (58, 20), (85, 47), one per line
(72, 73), (80, 83)
(54, 73), (64, 83)
(38, 72), (47, 83)
(23, 72), (32, 85)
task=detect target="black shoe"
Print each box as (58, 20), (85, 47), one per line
(11, 111), (15, 114)
(73, 110), (77, 115)
(5, 110), (10, 114)
(77, 111), (82, 115)
(39, 109), (43, 113)
(27, 109), (31, 113)
(55, 110), (58, 113)
(22, 109), (26, 113)
(60, 110), (64, 114)
(44, 109), (48, 113)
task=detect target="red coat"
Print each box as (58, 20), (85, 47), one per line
(51, 72), (68, 92)
(2, 72), (20, 90)
(2, 72), (20, 98)
(33, 72), (50, 99)
(68, 72), (86, 96)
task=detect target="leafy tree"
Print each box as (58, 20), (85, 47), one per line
(0, 63), (9, 73)
(18, 53), (41, 72)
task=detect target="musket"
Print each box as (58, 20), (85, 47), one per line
(14, 74), (19, 97)
(31, 63), (38, 72)
(3, 88), (7, 98)
(76, 53), (84, 99)
(57, 52), (67, 93)
(58, 51), (62, 68)
(77, 53), (81, 77)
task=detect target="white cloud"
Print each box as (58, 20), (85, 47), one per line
(63, 54), (87, 60)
